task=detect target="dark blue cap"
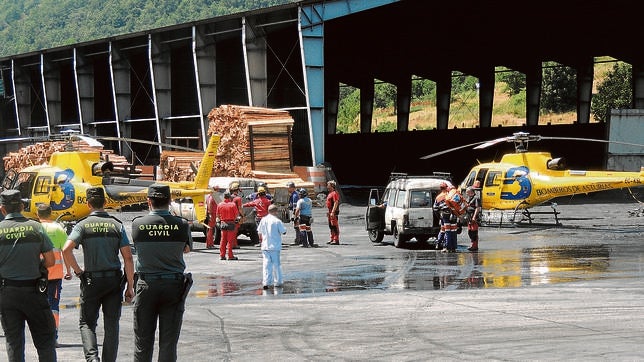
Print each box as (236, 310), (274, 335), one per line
(147, 184), (170, 199)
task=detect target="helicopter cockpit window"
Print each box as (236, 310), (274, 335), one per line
(463, 171), (476, 187)
(14, 172), (36, 199)
(485, 171), (502, 187)
(34, 176), (51, 195)
(1, 169), (18, 190)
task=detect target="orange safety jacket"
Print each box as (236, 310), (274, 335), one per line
(48, 248), (65, 280)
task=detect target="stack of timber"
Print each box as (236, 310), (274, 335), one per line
(159, 151), (204, 182)
(160, 105), (315, 192)
(3, 140), (132, 172)
(207, 105), (294, 176)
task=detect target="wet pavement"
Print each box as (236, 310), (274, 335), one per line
(4, 192), (644, 361)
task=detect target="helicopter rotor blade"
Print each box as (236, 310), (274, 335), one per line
(72, 134), (104, 148)
(472, 136), (513, 150)
(420, 140), (492, 160)
(92, 136), (204, 152)
(539, 136), (644, 149)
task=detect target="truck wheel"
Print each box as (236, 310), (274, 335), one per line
(368, 229), (384, 243)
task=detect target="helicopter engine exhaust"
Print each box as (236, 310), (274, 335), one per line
(547, 157), (567, 170)
(92, 162), (114, 176)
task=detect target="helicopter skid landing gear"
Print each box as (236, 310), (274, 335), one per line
(512, 202), (561, 226)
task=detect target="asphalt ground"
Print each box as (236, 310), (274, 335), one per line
(3, 190), (644, 361)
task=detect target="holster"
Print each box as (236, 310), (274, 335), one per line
(37, 261), (48, 293)
(182, 272), (193, 301)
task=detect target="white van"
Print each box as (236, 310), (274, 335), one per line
(365, 173), (452, 248)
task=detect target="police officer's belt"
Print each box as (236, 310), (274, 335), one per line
(138, 273), (184, 281)
(85, 270), (121, 278)
(1, 278), (38, 287)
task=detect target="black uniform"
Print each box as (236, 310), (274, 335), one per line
(132, 206), (191, 362)
(67, 211), (130, 362)
(0, 205), (57, 362)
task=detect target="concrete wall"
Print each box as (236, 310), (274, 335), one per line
(607, 109), (644, 171)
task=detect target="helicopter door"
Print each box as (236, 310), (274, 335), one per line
(482, 169), (503, 202)
(473, 168), (488, 202)
(365, 188), (384, 231)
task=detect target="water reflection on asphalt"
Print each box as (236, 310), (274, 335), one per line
(200, 244), (613, 297)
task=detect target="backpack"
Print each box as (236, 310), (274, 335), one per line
(445, 189), (467, 216)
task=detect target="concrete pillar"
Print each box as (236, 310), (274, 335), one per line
(360, 80), (374, 133)
(396, 76), (411, 131)
(436, 72), (451, 130)
(576, 58), (593, 124)
(525, 64), (542, 126)
(478, 69), (494, 128)
(325, 77), (339, 134)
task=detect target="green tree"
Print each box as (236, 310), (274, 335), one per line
(497, 68), (526, 96)
(411, 78), (435, 101)
(373, 81), (396, 110)
(336, 86), (360, 134)
(451, 72), (478, 94)
(591, 62), (632, 122)
(541, 62), (577, 113)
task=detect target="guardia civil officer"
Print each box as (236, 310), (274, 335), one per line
(0, 189), (57, 362)
(131, 184), (192, 362)
(62, 187), (135, 362)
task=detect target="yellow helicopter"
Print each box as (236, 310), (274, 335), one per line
(421, 132), (644, 223)
(0, 133), (220, 225)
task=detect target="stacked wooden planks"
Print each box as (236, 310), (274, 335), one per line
(159, 151), (204, 182)
(207, 105), (294, 176)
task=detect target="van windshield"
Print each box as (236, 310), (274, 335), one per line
(409, 190), (432, 208)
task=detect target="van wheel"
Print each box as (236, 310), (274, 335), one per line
(368, 229), (384, 243)
(393, 227), (407, 248)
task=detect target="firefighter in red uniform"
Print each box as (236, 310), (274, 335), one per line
(325, 180), (341, 245)
(243, 186), (271, 246)
(216, 192), (240, 260)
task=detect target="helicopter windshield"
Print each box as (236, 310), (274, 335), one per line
(1, 169), (18, 190)
(13, 172), (37, 211)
